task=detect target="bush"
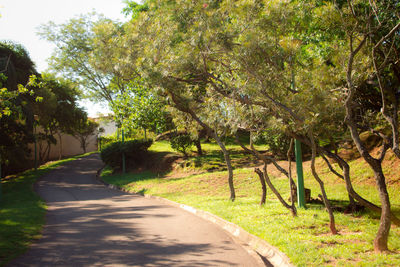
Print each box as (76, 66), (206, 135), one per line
(98, 135), (118, 149)
(254, 129), (311, 159)
(169, 134), (193, 157)
(100, 139), (153, 170)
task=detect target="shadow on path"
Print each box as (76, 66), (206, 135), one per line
(7, 154), (262, 266)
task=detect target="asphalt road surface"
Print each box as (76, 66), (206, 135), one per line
(8, 154), (264, 267)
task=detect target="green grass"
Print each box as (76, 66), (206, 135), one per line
(149, 140), (175, 153)
(150, 140), (264, 172)
(101, 142), (400, 266)
(0, 152), (97, 266)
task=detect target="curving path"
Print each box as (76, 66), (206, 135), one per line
(8, 154), (264, 267)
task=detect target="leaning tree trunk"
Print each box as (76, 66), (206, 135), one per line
(372, 164), (391, 252)
(345, 40), (392, 251)
(168, 90), (236, 202)
(309, 132), (337, 234)
(294, 133), (400, 226)
(320, 154), (356, 211)
(255, 165), (297, 216)
(255, 167), (267, 205)
(235, 132), (295, 214)
(348, 124), (391, 252)
(214, 132), (235, 201)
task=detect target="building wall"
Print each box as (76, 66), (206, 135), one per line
(28, 132), (98, 161)
(28, 117), (116, 162)
(99, 120), (117, 136)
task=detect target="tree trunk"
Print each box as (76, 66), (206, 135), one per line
(254, 168), (267, 205)
(372, 165), (391, 252)
(346, 113), (392, 251)
(214, 133), (235, 201)
(58, 132), (63, 160)
(81, 137), (87, 154)
(344, 32), (393, 251)
(167, 90), (236, 201)
(255, 165), (296, 216)
(331, 150), (400, 226)
(309, 132), (337, 234)
(295, 133), (400, 226)
(194, 138), (203, 156)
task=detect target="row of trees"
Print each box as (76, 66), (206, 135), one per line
(0, 41), (98, 175)
(40, 0), (400, 253)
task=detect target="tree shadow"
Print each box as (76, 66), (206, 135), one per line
(6, 153), (259, 266)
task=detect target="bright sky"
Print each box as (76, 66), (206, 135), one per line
(0, 0), (128, 117)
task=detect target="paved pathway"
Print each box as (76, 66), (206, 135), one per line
(8, 154), (263, 266)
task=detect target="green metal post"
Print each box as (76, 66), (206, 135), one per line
(295, 139), (306, 208)
(122, 129), (126, 174)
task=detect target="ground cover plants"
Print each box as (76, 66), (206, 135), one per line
(0, 152), (96, 266)
(101, 141), (400, 266)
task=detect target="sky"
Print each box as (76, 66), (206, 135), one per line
(0, 0), (129, 117)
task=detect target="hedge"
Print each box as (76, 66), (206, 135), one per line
(100, 139), (153, 170)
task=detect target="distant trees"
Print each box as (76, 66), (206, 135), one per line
(0, 41), (38, 175)
(0, 40), (96, 175)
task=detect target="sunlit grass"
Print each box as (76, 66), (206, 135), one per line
(101, 150), (400, 266)
(0, 152), (97, 266)
(149, 140), (175, 153)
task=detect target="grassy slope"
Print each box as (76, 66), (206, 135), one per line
(0, 152), (96, 266)
(102, 141), (400, 266)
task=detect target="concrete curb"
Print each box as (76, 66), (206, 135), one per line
(96, 168), (294, 267)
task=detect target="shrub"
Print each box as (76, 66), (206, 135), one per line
(98, 135), (117, 149)
(254, 129), (311, 159)
(100, 139), (153, 170)
(169, 134), (193, 157)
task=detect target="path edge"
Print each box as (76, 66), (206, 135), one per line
(96, 167), (294, 267)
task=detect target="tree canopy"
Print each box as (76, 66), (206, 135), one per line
(40, 0), (400, 253)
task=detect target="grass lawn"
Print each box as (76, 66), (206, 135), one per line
(0, 152), (96, 266)
(103, 142), (400, 266)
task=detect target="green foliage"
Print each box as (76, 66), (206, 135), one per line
(0, 41), (38, 175)
(36, 0), (400, 253)
(98, 135), (117, 148)
(122, 0), (150, 19)
(100, 139), (153, 170)
(254, 129), (292, 158)
(38, 13), (124, 103)
(70, 119), (99, 153)
(33, 73), (85, 161)
(111, 78), (171, 135)
(169, 134), (193, 157)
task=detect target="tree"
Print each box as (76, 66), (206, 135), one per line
(38, 13), (126, 104)
(129, 0), (240, 200)
(111, 78), (170, 139)
(71, 117), (99, 153)
(336, 0), (400, 252)
(33, 73), (84, 161)
(0, 41), (38, 175)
